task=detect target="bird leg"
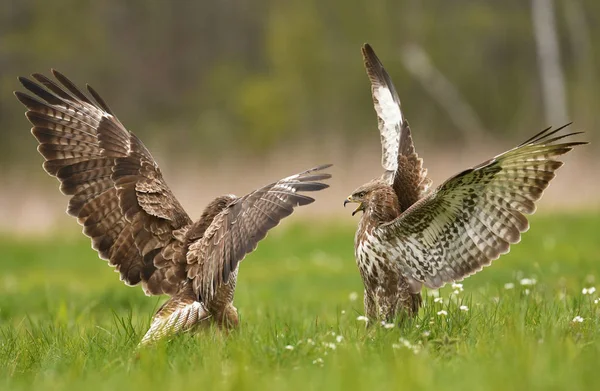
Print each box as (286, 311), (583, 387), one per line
(213, 304), (239, 330)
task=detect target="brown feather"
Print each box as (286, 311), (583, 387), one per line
(15, 70), (332, 344)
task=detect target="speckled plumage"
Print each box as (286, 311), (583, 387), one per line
(347, 44), (586, 323)
(15, 70), (331, 345)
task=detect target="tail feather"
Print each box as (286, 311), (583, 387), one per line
(139, 290), (211, 346)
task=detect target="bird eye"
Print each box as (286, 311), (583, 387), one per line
(356, 191), (366, 198)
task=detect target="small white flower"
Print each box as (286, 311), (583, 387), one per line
(459, 305), (469, 312)
(336, 335), (343, 343)
(594, 299), (599, 305)
(356, 315), (369, 323)
(399, 338), (411, 348)
(349, 292), (359, 302)
(504, 282), (515, 290)
(451, 283), (464, 291)
(572, 316), (584, 323)
(392, 343), (401, 349)
(324, 342), (336, 350)
(520, 278), (537, 286)
(307, 338), (315, 345)
(422, 330), (431, 337)
(582, 287), (596, 295)
(382, 322), (395, 329)
(437, 310), (448, 316)
(524, 289), (530, 296)
(434, 297), (444, 304)
(330, 331), (336, 337)
(312, 358), (324, 365)
(285, 345), (294, 350)
(341, 310), (346, 315)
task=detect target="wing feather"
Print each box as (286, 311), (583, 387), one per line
(372, 126), (586, 289)
(187, 165), (332, 304)
(15, 71), (192, 296)
(361, 44), (431, 211)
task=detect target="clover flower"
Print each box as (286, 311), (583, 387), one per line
(572, 316), (584, 323)
(520, 278), (537, 286)
(582, 287), (596, 295)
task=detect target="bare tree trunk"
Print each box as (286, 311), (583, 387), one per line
(531, 0), (569, 126)
(562, 0), (597, 130)
(400, 43), (485, 143)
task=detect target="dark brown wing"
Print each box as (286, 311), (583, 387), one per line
(14, 70), (192, 296)
(372, 125), (586, 289)
(186, 165), (332, 304)
(362, 43), (431, 210)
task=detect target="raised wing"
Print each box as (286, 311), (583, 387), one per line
(15, 70), (192, 296)
(186, 165), (332, 304)
(362, 43), (431, 211)
(372, 125), (586, 289)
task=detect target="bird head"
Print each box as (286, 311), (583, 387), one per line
(344, 180), (392, 217)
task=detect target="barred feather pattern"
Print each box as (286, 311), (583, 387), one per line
(187, 165), (332, 305)
(371, 126), (586, 290)
(15, 70), (191, 296)
(15, 71), (332, 343)
(139, 284), (211, 346)
(362, 44), (431, 210)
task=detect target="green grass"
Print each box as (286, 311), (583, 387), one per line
(1, 213), (600, 391)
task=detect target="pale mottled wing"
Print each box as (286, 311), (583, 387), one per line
(186, 165), (332, 304)
(372, 125), (586, 289)
(362, 44), (431, 210)
(14, 70), (192, 295)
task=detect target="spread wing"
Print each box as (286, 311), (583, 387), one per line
(15, 70), (192, 296)
(362, 43), (431, 211)
(186, 165), (332, 304)
(371, 125), (586, 289)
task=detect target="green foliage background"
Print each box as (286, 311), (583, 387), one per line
(1, 0), (598, 166)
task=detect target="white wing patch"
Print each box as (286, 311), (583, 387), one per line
(374, 85), (403, 127)
(374, 86), (403, 174)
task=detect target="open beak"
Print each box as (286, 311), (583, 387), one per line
(344, 196), (363, 216)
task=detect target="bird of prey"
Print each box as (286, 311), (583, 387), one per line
(344, 43), (587, 322)
(14, 70), (332, 344)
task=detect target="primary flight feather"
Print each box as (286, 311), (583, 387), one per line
(345, 43), (587, 322)
(15, 70), (332, 344)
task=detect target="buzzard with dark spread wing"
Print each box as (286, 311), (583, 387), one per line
(345, 44), (587, 322)
(15, 70), (331, 344)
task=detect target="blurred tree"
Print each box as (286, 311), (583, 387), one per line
(1, 0), (597, 166)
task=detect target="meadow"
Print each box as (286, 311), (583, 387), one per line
(1, 213), (599, 391)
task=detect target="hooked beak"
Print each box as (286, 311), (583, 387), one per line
(344, 196), (363, 216)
